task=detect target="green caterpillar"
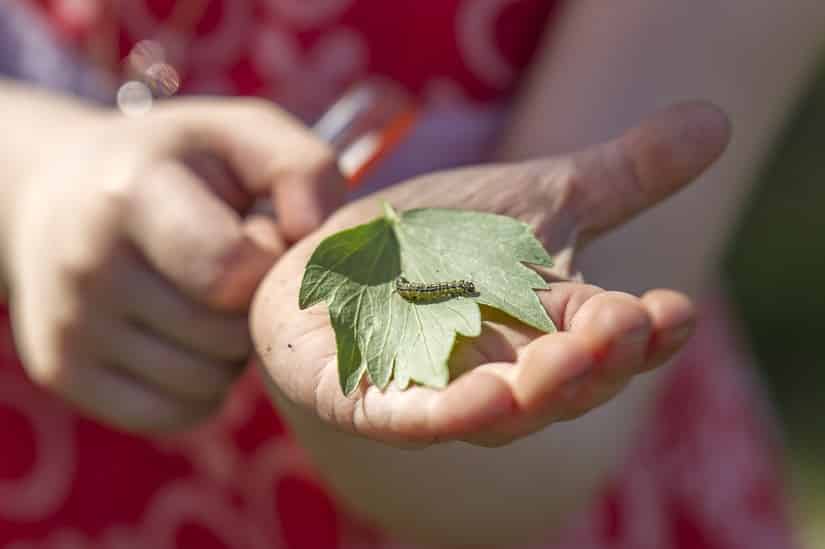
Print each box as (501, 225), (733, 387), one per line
(394, 276), (476, 302)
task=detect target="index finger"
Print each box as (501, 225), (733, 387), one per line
(152, 98), (348, 242)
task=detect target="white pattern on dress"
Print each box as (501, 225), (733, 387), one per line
(140, 479), (273, 549)
(187, 0), (252, 67)
(261, 0), (353, 29)
(116, 0), (252, 74)
(0, 372), (76, 522)
(456, 0), (519, 89)
(245, 437), (316, 548)
(251, 25), (368, 120)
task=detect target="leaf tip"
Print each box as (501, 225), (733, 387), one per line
(342, 363), (366, 396)
(298, 272), (321, 310)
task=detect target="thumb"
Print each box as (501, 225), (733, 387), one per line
(560, 101), (731, 244)
(153, 98), (348, 242)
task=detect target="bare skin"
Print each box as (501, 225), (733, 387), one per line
(246, 2), (825, 543)
(250, 102), (730, 544)
(0, 82), (346, 432)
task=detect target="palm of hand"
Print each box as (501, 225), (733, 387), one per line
(250, 102), (730, 447)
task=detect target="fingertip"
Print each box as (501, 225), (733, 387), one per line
(669, 100), (732, 166)
(275, 161), (347, 242)
(206, 234), (278, 311)
(244, 214), (286, 257)
(624, 100), (733, 191)
(642, 289), (695, 330)
(641, 289), (696, 369)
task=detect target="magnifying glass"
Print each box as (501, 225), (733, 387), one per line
(246, 78), (417, 218)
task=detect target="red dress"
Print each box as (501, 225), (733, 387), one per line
(0, 1), (797, 547)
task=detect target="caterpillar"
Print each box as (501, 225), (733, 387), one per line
(394, 276), (476, 302)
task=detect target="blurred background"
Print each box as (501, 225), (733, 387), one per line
(723, 53), (825, 547)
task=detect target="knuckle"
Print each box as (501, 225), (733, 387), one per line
(272, 138), (339, 182)
(309, 143), (338, 172)
(62, 253), (116, 298)
(97, 153), (146, 210)
(613, 140), (649, 198)
(555, 157), (589, 213)
(98, 175), (138, 222)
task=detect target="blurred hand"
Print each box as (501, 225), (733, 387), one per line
(5, 97), (345, 433)
(251, 101), (731, 447)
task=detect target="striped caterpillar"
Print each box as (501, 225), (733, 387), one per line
(394, 276), (476, 302)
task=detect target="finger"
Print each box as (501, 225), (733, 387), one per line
(46, 354), (219, 433)
(459, 291), (656, 445)
(344, 284), (644, 445)
(154, 98), (348, 241)
(125, 159), (278, 311)
(350, 366), (517, 447)
(448, 283), (603, 366)
(109, 252), (251, 361)
(640, 289), (695, 370)
(244, 213), (287, 258)
(541, 282), (604, 331)
(96, 323), (242, 403)
(182, 151), (253, 212)
(450, 286), (653, 444)
(507, 291), (650, 419)
(561, 101), (732, 243)
(511, 330), (595, 417)
(449, 282), (603, 369)
(458, 337), (594, 447)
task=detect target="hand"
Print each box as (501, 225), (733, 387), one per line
(4, 97), (345, 433)
(251, 101), (731, 447)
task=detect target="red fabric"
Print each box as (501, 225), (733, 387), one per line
(0, 298), (796, 548)
(24, 0), (560, 119)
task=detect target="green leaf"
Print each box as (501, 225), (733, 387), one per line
(299, 203), (555, 394)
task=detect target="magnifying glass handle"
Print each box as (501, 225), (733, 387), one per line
(313, 78), (418, 189)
